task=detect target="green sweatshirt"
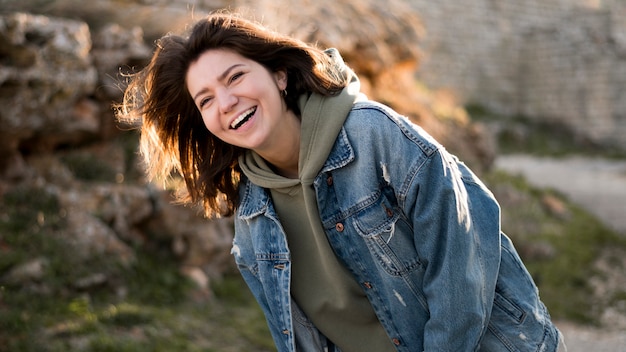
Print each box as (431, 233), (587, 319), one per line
(239, 50), (396, 352)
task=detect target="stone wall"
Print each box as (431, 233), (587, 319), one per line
(410, 0), (626, 149)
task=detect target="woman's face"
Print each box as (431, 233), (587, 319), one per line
(186, 49), (290, 152)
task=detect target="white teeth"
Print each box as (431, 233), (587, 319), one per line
(230, 107), (256, 129)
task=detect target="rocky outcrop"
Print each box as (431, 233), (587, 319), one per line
(0, 11), (232, 293)
(0, 13), (97, 167)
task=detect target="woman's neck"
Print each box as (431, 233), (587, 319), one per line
(256, 111), (301, 179)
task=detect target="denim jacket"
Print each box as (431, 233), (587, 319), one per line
(231, 100), (561, 352)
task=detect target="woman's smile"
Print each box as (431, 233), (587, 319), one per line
(230, 106), (257, 130)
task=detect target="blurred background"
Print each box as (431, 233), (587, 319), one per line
(1, 0), (625, 351)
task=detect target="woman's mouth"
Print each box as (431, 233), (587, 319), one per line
(230, 107), (257, 130)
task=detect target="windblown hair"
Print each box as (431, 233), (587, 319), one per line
(117, 12), (348, 217)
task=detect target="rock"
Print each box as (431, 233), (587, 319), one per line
(91, 23), (152, 100)
(180, 266), (210, 290)
(73, 273), (108, 290)
(148, 191), (236, 280)
(541, 194), (571, 220)
(62, 210), (136, 266)
(0, 152), (31, 180)
(2, 257), (49, 284)
(57, 183), (155, 246)
(0, 0), (221, 40)
(0, 13), (98, 150)
(246, 0), (423, 77)
(589, 247), (626, 329)
(26, 153), (75, 187)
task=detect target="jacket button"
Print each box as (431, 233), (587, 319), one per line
(363, 282), (373, 289)
(326, 175), (333, 186)
(392, 338), (401, 346)
(385, 208), (393, 217)
(335, 223), (344, 232)
(282, 329), (290, 335)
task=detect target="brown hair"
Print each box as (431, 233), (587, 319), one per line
(117, 12), (347, 217)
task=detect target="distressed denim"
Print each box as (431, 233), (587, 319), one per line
(231, 100), (562, 352)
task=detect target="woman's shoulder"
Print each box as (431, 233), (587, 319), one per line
(348, 99), (396, 119)
(345, 100), (440, 156)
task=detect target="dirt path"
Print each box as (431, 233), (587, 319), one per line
(495, 155), (626, 235)
(554, 321), (626, 352)
(496, 154), (626, 352)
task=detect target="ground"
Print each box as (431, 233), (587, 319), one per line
(496, 154), (626, 352)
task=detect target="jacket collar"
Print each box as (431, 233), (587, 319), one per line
(238, 126), (355, 218)
(319, 127), (354, 174)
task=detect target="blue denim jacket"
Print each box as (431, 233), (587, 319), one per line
(231, 100), (561, 352)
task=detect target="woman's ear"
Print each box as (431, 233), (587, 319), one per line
(274, 70), (288, 90)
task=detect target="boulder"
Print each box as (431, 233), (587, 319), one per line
(0, 13), (98, 174)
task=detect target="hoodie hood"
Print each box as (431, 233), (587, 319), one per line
(240, 48), (364, 189)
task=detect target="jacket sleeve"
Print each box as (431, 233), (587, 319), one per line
(232, 214), (294, 352)
(401, 148), (501, 351)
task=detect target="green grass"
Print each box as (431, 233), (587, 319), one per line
(485, 169), (626, 325)
(0, 183), (273, 352)
(467, 103), (626, 323)
(58, 131), (141, 184)
(1, 253), (273, 352)
(0, 185), (66, 275)
(466, 103), (626, 158)
(60, 152), (119, 182)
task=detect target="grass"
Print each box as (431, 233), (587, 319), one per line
(466, 103), (626, 159)
(0, 276), (272, 351)
(470, 102), (626, 324)
(484, 170), (626, 324)
(41, 279), (272, 352)
(0, 248), (273, 351)
(60, 152), (119, 183)
(0, 185), (66, 275)
(0, 182), (273, 351)
(58, 131), (142, 184)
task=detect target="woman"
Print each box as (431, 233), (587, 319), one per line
(118, 12), (566, 352)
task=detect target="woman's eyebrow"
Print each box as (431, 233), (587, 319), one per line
(218, 63), (244, 82)
(192, 63), (244, 102)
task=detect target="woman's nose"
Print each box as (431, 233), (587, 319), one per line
(217, 89), (237, 113)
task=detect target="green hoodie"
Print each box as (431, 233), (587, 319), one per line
(239, 50), (395, 352)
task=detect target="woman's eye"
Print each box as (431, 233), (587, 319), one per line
(199, 97), (212, 108)
(230, 72), (244, 83)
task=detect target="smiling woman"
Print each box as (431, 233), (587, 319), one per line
(116, 11), (566, 352)
(117, 12), (346, 217)
(185, 49), (301, 177)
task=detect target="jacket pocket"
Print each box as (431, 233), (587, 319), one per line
(351, 187), (422, 276)
(493, 291), (526, 324)
(481, 238), (553, 352)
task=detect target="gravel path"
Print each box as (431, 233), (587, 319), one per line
(496, 154), (626, 352)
